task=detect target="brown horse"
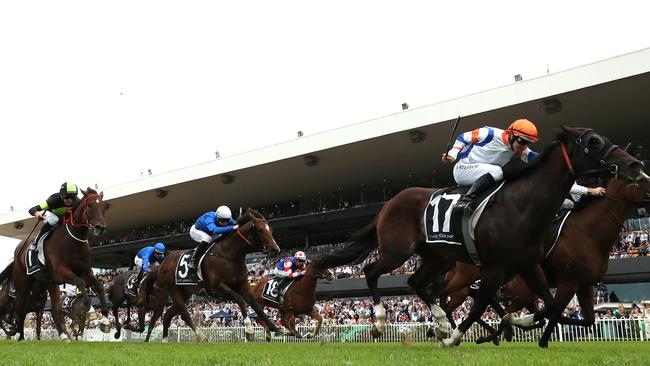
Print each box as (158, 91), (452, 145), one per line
(0, 267), (47, 340)
(252, 256), (334, 341)
(61, 293), (91, 341)
(466, 177), (650, 346)
(136, 208), (281, 342)
(0, 188), (110, 341)
(106, 269), (141, 340)
(322, 127), (644, 347)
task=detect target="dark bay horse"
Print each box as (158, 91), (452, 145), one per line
(0, 188), (110, 341)
(252, 257), (334, 341)
(487, 177), (650, 346)
(136, 209), (281, 342)
(106, 269), (140, 339)
(0, 268), (47, 340)
(322, 127), (644, 347)
(61, 293), (91, 341)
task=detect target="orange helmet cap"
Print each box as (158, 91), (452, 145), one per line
(507, 119), (538, 143)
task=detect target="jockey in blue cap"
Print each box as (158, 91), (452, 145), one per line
(188, 205), (238, 269)
(134, 242), (166, 284)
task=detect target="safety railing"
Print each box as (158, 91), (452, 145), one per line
(23, 318), (650, 343)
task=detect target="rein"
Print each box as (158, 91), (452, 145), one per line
(63, 194), (100, 243)
(561, 129), (621, 179)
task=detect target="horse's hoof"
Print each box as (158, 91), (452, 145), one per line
(538, 339), (549, 348)
(440, 338), (457, 348)
(504, 327), (514, 342)
(371, 325), (382, 339)
(114, 332), (120, 340)
(491, 337), (500, 346)
(161, 337), (168, 343)
(475, 336), (490, 344)
(245, 332), (255, 341)
(265, 334), (271, 342)
(274, 329), (284, 337)
(434, 327), (449, 341)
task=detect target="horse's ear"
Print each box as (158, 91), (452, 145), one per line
(81, 189), (87, 196)
(100, 191), (104, 199)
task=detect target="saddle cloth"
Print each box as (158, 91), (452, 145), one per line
(423, 182), (505, 265)
(261, 277), (296, 305)
(62, 296), (76, 314)
(174, 244), (215, 285)
(25, 229), (53, 275)
(125, 273), (139, 297)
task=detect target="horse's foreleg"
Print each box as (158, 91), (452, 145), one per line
(216, 284), (256, 340)
(86, 272), (108, 317)
(535, 282), (579, 347)
(280, 312), (300, 338)
(517, 265), (563, 348)
(308, 308), (322, 338)
(556, 285), (595, 326)
(161, 303), (179, 342)
(47, 283), (69, 342)
(145, 305), (163, 342)
(240, 285), (281, 335)
(35, 307), (43, 341)
(442, 268), (507, 348)
(113, 298), (123, 339)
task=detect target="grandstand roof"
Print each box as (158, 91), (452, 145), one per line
(2, 47), (650, 239)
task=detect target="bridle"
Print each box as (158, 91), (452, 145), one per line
(63, 194), (101, 243)
(560, 129), (621, 179)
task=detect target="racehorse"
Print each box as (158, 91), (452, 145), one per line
(447, 177), (650, 346)
(0, 188), (110, 341)
(252, 256), (335, 341)
(61, 293), (91, 341)
(106, 269), (141, 340)
(0, 266), (47, 340)
(320, 127), (644, 347)
(136, 208), (282, 342)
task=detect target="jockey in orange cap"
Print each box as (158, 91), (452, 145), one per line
(442, 119), (540, 210)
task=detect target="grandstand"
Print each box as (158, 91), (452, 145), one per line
(2, 48), (650, 300)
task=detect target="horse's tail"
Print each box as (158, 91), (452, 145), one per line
(316, 219), (378, 269)
(0, 262), (13, 284)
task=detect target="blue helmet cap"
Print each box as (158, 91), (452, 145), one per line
(154, 242), (165, 253)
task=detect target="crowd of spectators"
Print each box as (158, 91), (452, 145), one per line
(610, 229), (650, 258)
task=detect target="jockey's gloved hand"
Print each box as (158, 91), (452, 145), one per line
(232, 224), (239, 230)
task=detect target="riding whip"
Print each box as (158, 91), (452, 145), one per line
(444, 115), (462, 156)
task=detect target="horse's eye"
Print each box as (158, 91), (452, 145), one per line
(588, 136), (605, 149)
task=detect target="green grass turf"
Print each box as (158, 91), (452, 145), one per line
(1, 341), (649, 366)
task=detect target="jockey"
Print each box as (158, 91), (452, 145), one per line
(28, 182), (81, 250)
(134, 242), (166, 283)
(188, 205), (238, 269)
(442, 119), (540, 210)
(271, 251), (308, 279)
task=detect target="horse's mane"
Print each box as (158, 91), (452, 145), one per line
(508, 140), (560, 180)
(236, 208), (265, 225)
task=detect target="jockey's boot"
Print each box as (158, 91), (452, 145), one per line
(135, 268), (145, 285)
(454, 173), (497, 213)
(30, 223), (52, 250)
(188, 241), (210, 270)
